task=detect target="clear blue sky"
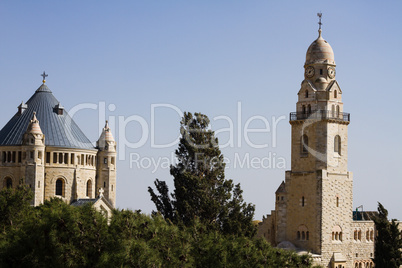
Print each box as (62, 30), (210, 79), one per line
(1, 1), (401, 220)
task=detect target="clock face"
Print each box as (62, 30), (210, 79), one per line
(328, 67), (336, 79)
(305, 66), (314, 78)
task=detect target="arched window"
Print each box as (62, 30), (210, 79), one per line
(336, 196), (339, 207)
(302, 105), (306, 114)
(302, 196), (305, 207)
(55, 179), (64, 196)
(334, 135), (341, 154)
(86, 180), (92, 197)
(307, 104), (311, 114)
(331, 104), (335, 117)
(305, 90), (309, 98)
(336, 105), (340, 117)
(358, 230), (362, 240)
(297, 225), (309, 240)
(301, 135), (308, 154)
(3, 177), (12, 189)
(332, 225), (342, 241)
(334, 90), (337, 98)
(370, 230), (374, 241)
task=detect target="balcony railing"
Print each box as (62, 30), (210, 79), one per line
(290, 110), (350, 122)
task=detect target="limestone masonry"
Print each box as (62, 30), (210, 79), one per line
(256, 26), (400, 268)
(0, 76), (116, 218)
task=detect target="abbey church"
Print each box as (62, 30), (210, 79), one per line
(256, 22), (399, 268)
(0, 13), (400, 267)
(0, 75), (116, 217)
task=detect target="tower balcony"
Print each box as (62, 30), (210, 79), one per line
(290, 110), (350, 123)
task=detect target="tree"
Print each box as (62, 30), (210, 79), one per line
(373, 202), (402, 267)
(0, 186), (314, 267)
(149, 112), (255, 237)
(0, 184), (33, 233)
(0, 198), (109, 267)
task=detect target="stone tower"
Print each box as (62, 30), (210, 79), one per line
(96, 121), (117, 207)
(22, 112), (45, 206)
(279, 26), (352, 263)
(257, 19), (382, 267)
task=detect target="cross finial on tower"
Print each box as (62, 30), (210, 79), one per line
(41, 71), (48, 84)
(317, 12), (323, 30)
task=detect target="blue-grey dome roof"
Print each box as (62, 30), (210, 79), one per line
(0, 83), (95, 150)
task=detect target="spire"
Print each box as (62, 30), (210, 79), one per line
(317, 12), (323, 39)
(102, 120), (115, 142)
(26, 111), (43, 135)
(97, 120), (115, 150)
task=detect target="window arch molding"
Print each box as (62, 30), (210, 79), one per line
(52, 176), (68, 198)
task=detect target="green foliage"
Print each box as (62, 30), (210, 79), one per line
(0, 197), (109, 267)
(0, 186), (315, 267)
(102, 209), (193, 267)
(0, 184), (33, 232)
(149, 112), (256, 237)
(373, 202), (402, 268)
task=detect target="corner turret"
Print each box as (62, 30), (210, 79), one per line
(23, 111), (45, 206)
(96, 121), (117, 207)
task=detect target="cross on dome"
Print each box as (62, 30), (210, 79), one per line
(317, 12), (322, 30)
(41, 71), (48, 84)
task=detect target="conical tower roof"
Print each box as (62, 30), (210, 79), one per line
(0, 83), (95, 150)
(25, 111), (43, 135)
(97, 121), (115, 149)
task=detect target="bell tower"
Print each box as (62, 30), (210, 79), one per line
(277, 15), (353, 264)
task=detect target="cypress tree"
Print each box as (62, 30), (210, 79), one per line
(373, 202), (402, 267)
(149, 112), (255, 236)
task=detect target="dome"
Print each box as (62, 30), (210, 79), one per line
(305, 29), (335, 65)
(277, 241), (296, 250)
(0, 83), (95, 150)
(315, 77), (327, 84)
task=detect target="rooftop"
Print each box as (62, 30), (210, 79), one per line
(0, 82), (95, 150)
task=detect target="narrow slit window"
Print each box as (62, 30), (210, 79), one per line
(334, 135), (341, 154)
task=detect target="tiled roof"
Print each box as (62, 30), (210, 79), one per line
(275, 181), (286, 194)
(353, 211), (378, 221)
(0, 83), (95, 150)
(70, 198), (99, 207)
